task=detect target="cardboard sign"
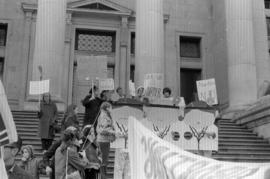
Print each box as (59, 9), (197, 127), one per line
(98, 78), (114, 91)
(29, 79), (50, 95)
(196, 78), (218, 105)
(129, 81), (136, 97)
(129, 117), (270, 179)
(143, 73), (164, 98)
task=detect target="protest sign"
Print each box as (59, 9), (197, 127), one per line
(129, 81), (136, 97)
(129, 117), (270, 179)
(98, 78), (114, 91)
(29, 79), (50, 95)
(143, 73), (164, 98)
(196, 78), (218, 105)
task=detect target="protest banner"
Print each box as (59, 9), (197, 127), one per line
(0, 80), (18, 179)
(29, 79), (50, 95)
(129, 117), (270, 179)
(143, 73), (164, 98)
(196, 78), (218, 105)
(111, 104), (217, 151)
(98, 78), (114, 91)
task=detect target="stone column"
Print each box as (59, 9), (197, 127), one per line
(20, 11), (33, 109)
(225, 0), (257, 108)
(252, 0), (270, 91)
(135, 0), (164, 87)
(119, 16), (129, 93)
(32, 0), (66, 100)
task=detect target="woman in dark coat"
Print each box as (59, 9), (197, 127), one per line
(61, 104), (79, 131)
(38, 93), (58, 151)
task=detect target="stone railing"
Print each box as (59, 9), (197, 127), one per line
(232, 95), (270, 141)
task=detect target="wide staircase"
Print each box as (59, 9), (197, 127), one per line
(12, 111), (115, 179)
(12, 111), (270, 178)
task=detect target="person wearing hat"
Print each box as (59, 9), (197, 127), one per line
(3, 137), (34, 179)
(19, 145), (43, 179)
(43, 126), (78, 179)
(55, 127), (99, 179)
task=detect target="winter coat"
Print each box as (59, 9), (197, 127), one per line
(19, 157), (42, 179)
(81, 96), (103, 126)
(55, 144), (88, 179)
(19, 145), (43, 179)
(81, 138), (102, 165)
(61, 114), (79, 131)
(38, 102), (58, 139)
(96, 111), (116, 143)
(7, 164), (34, 179)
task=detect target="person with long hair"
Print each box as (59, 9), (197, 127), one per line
(96, 102), (116, 179)
(19, 145), (43, 179)
(38, 93), (58, 152)
(61, 104), (79, 131)
(81, 125), (102, 179)
(55, 127), (99, 179)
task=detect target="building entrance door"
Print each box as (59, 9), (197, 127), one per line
(72, 55), (108, 112)
(180, 68), (201, 105)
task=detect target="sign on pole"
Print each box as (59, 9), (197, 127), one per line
(196, 78), (218, 105)
(129, 80), (136, 97)
(98, 78), (114, 91)
(143, 73), (164, 98)
(29, 79), (50, 95)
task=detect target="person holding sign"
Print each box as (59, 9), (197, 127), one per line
(81, 86), (103, 128)
(38, 93), (58, 152)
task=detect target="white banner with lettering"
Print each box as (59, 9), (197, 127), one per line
(129, 117), (270, 179)
(29, 79), (50, 95)
(196, 78), (218, 105)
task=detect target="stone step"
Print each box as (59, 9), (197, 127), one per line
(219, 146), (270, 152)
(218, 131), (257, 136)
(219, 128), (253, 132)
(214, 151), (270, 157)
(219, 138), (268, 143)
(219, 143), (270, 148)
(212, 156), (270, 162)
(218, 134), (260, 139)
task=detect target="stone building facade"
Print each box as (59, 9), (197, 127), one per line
(0, 0), (270, 112)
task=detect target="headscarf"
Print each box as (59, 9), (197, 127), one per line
(21, 145), (35, 159)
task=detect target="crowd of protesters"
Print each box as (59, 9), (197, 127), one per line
(3, 85), (177, 179)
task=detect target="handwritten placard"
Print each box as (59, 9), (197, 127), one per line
(143, 73), (164, 98)
(196, 78), (218, 105)
(29, 79), (50, 95)
(98, 78), (114, 91)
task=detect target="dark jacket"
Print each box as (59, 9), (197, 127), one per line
(7, 164), (34, 179)
(61, 114), (79, 131)
(19, 157), (43, 179)
(55, 144), (89, 179)
(81, 96), (103, 126)
(81, 137), (102, 165)
(38, 102), (58, 139)
(43, 139), (62, 179)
